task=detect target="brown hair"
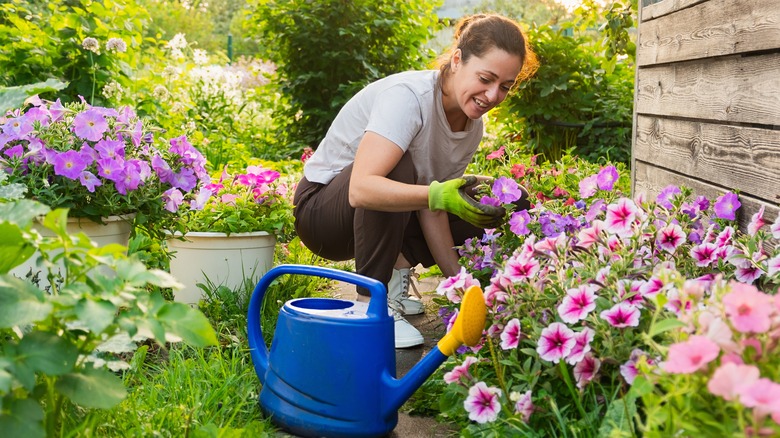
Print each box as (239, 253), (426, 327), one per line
(438, 14), (538, 88)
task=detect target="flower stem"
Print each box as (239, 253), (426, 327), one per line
(558, 360), (588, 420)
(487, 337), (507, 395)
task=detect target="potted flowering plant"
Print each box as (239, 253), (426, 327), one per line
(0, 97), (208, 227)
(165, 163), (294, 303)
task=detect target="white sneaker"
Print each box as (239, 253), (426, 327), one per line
(387, 268), (424, 316)
(391, 308), (424, 348)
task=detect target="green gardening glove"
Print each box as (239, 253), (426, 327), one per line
(429, 176), (506, 229)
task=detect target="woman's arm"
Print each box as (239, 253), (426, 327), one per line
(417, 209), (461, 277)
(348, 131), (429, 212)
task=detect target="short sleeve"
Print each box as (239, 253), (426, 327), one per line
(364, 85), (423, 152)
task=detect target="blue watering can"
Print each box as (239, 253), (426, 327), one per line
(247, 264), (486, 438)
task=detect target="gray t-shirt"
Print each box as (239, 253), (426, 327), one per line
(303, 70), (484, 185)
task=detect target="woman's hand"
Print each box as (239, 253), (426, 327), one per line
(428, 176), (505, 228)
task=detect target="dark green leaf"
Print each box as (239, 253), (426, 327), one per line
(0, 397), (45, 438)
(0, 276), (52, 328)
(55, 368), (127, 409)
(75, 298), (116, 334)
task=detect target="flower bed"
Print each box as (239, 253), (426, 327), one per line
(426, 152), (780, 436)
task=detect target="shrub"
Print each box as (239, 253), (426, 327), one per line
(246, 0), (442, 153)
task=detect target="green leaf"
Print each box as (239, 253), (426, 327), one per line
(0, 79), (67, 115)
(75, 298), (116, 334)
(0, 222), (35, 274)
(0, 200), (49, 228)
(55, 367), (127, 409)
(649, 318), (686, 338)
(18, 332), (78, 375)
(156, 302), (218, 347)
(0, 276), (52, 328)
(598, 397), (637, 437)
(0, 397), (45, 438)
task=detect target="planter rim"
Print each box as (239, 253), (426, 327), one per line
(166, 230), (273, 238)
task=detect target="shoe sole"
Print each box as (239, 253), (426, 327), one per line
(395, 336), (424, 348)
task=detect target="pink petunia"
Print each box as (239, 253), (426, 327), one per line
(486, 145), (505, 160)
(464, 382), (502, 424)
(747, 205), (767, 236)
(484, 274), (511, 307)
(436, 267), (480, 304)
(500, 318), (522, 350)
(734, 263), (763, 284)
(662, 335), (720, 374)
(573, 353), (601, 389)
(690, 242), (718, 267)
(443, 356), (478, 384)
(604, 198), (638, 237)
(536, 322), (576, 363)
(739, 378), (780, 418)
(767, 255), (780, 277)
(600, 303), (640, 328)
(771, 213), (780, 239)
(620, 349), (653, 385)
(576, 220), (605, 249)
(514, 390), (534, 423)
(639, 277), (664, 299)
(578, 174), (598, 199)
(566, 327), (595, 365)
(656, 223), (687, 254)
(722, 282), (774, 333)
(707, 362), (760, 401)
(557, 285), (598, 324)
(502, 253), (540, 284)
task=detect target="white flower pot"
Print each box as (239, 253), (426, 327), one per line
(167, 231), (276, 304)
(12, 215), (134, 284)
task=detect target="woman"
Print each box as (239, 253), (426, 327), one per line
(293, 13), (537, 348)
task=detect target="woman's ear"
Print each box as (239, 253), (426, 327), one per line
(450, 48), (462, 72)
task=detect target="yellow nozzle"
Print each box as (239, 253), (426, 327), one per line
(437, 285), (487, 356)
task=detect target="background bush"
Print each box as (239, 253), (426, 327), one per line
(246, 0), (443, 154)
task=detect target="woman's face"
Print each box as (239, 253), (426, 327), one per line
(449, 47), (523, 120)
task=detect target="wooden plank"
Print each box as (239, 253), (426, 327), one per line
(633, 115), (780, 202)
(633, 161), (780, 236)
(641, 0), (708, 22)
(635, 53), (780, 126)
(638, 0), (780, 66)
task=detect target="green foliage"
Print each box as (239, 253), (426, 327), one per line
(0, 201), (217, 437)
(493, 21), (634, 164)
(470, 0), (571, 26)
(0, 0), (155, 105)
(246, 0), (442, 152)
(0, 80), (68, 114)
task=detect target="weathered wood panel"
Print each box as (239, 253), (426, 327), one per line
(635, 53), (780, 126)
(633, 161), (780, 234)
(642, 0), (707, 22)
(634, 116), (780, 200)
(638, 0), (780, 66)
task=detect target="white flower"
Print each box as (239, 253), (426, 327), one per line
(166, 33), (188, 50)
(152, 85), (169, 101)
(193, 49), (209, 65)
(106, 38), (127, 53)
(82, 37), (100, 53)
(101, 81), (124, 101)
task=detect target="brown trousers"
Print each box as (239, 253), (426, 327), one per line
(293, 153), (482, 295)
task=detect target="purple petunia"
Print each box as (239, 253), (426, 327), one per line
(596, 165), (619, 191)
(713, 192), (741, 220)
(52, 150), (89, 180)
(656, 185), (681, 209)
(492, 176), (523, 204)
(72, 108), (109, 142)
(508, 210), (532, 236)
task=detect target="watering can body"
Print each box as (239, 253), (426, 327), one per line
(248, 264), (482, 438)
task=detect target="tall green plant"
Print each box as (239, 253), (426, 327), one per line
(246, 0), (442, 152)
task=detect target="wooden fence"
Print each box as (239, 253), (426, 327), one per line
(632, 0), (780, 231)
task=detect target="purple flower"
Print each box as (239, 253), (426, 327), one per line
(508, 210), (531, 236)
(464, 382), (502, 424)
(79, 171), (102, 193)
(491, 176), (523, 204)
(600, 303), (640, 328)
(2, 115), (34, 140)
(713, 192), (741, 220)
(190, 188), (213, 211)
(97, 157), (124, 182)
(151, 154), (173, 182)
(578, 174), (598, 199)
(514, 390), (533, 423)
(479, 196), (501, 207)
(72, 108), (109, 141)
(656, 185), (681, 209)
(771, 213), (780, 239)
(49, 99), (67, 122)
(162, 188), (184, 212)
(95, 138), (125, 160)
(115, 164), (142, 195)
(52, 150), (89, 180)
(171, 168), (198, 192)
(693, 195), (710, 212)
(596, 165), (619, 191)
(536, 322), (575, 363)
(573, 353), (601, 389)
(4, 144), (24, 159)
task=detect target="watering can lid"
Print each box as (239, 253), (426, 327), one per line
(285, 298), (370, 319)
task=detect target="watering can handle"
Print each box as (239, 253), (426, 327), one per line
(247, 264), (388, 381)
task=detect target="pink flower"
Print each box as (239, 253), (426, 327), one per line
(604, 198), (638, 237)
(514, 390), (533, 423)
(464, 382), (502, 424)
(566, 327), (595, 365)
(502, 253), (540, 283)
(662, 335), (720, 374)
(747, 205), (766, 236)
(500, 318), (522, 350)
(486, 145), (505, 160)
(690, 242), (718, 267)
(600, 303), (640, 328)
(573, 353), (601, 389)
(707, 362), (760, 401)
(656, 223), (686, 254)
(444, 356), (478, 384)
(578, 174), (598, 199)
(639, 277), (664, 299)
(768, 255), (780, 277)
(436, 267), (480, 304)
(537, 322), (576, 363)
(771, 213), (780, 239)
(557, 285), (598, 324)
(739, 378), (780, 418)
(734, 263), (763, 285)
(722, 282), (774, 333)
(596, 165), (619, 191)
(576, 220), (605, 248)
(620, 349), (653, 385)
(162, 188), (184, 212)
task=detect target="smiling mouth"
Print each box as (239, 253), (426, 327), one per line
(474, 97), (489, 109)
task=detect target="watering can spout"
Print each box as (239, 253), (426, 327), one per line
(381, 285), (487, 418)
